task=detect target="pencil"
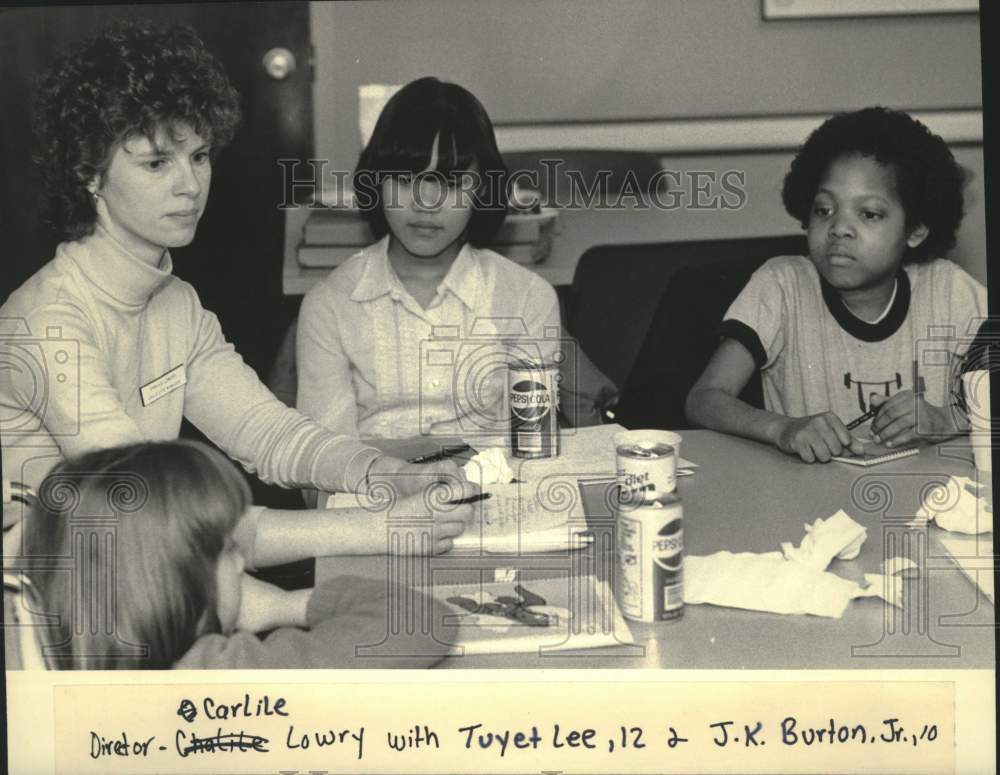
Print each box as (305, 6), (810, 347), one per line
(847, 373), (927, 431)
(846, 407), (877, 431)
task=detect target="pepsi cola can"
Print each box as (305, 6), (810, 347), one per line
(508, 359), (559, 458)
(616, 492), (683, 622)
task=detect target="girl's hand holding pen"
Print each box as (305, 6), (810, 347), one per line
(331, 481), (479, 555)
(356, 456), (481, 554)
(400, 489), (477, 554)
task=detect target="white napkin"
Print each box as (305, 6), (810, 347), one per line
(686, 552), (869, 618)
(685, 511), (907, 618)
(914, 475), (993, 534)
(462, 448), (515, 486)
(780, 510), (867, 569)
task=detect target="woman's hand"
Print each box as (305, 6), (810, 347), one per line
(366, 455), (478, 498)
(869, 391), (954, 447)
(335, 485), (477, 555)
(775, 412), (864, 462)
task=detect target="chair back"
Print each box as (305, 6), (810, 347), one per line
(570, 234), (808, 424)
(4, 574), (51, 670)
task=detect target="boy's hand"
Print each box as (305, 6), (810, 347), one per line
(776, 412), (861, 462)
(869, 392), (952, 447)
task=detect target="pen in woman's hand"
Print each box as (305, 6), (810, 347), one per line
(447, 492), (492, 506)
(408, 444), (473, 464)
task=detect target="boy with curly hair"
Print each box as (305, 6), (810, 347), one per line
(686, 107), (987, 462)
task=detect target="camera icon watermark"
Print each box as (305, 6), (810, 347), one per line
(915, 317), (996, 436)
(417, 317), (578, 437)
(0, 317), (80, 439)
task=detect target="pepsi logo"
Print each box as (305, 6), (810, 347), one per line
(510, 379), (552, 422)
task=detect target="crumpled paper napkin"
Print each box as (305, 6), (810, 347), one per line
(685, 511), (908, 618)
(780, 509), (867, 569)
(913, 475), (993, 534)
(462, 447), (515, 486)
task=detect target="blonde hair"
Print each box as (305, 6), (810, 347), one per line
(22, 440), (250, 669)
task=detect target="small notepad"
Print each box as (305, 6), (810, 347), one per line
(831, 447), (919, 467)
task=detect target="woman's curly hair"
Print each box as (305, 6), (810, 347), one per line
(782, 106), (966, 264)
(33, 20), (242, 240)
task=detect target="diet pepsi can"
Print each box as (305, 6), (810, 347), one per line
(508, 359), (559, 458)
(616, 492), (684, 622)
(616, 442), (676, 502)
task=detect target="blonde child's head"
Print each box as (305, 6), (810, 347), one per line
(23, 440), (250, 669)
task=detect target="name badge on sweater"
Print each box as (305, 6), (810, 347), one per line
(140, 364), (187, 407)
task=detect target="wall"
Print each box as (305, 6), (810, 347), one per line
(309, 0), (986, 282)
(646, 146), (987, 285)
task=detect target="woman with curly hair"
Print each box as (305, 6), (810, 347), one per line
(0, 21), (476, 569)
(686, 107), (987, 462)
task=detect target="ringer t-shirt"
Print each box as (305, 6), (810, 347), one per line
(721, 255), (987, 424)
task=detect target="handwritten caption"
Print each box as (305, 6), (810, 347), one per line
(85, 691), (942, 764)
(44, 680), (959, 774)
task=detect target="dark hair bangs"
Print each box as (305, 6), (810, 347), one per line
(376, 119), (480, 179)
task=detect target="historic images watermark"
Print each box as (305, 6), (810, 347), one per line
(276, 159), (748, 211)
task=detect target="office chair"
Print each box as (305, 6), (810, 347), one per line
(571, 234), (808, 429)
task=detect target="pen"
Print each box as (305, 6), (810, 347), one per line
(408, 444), (473, 464)
(447, 492), (492, 506)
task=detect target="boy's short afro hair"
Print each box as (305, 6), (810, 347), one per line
(781, 106), (965, 263)
(33, 20), (241, 240)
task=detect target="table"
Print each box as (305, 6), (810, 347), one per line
(316, 431), (995, 669)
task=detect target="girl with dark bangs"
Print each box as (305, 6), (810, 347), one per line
(14, 441), (449, 669)
(1, 24), (477, 574)
(297, 77), (561, 439)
